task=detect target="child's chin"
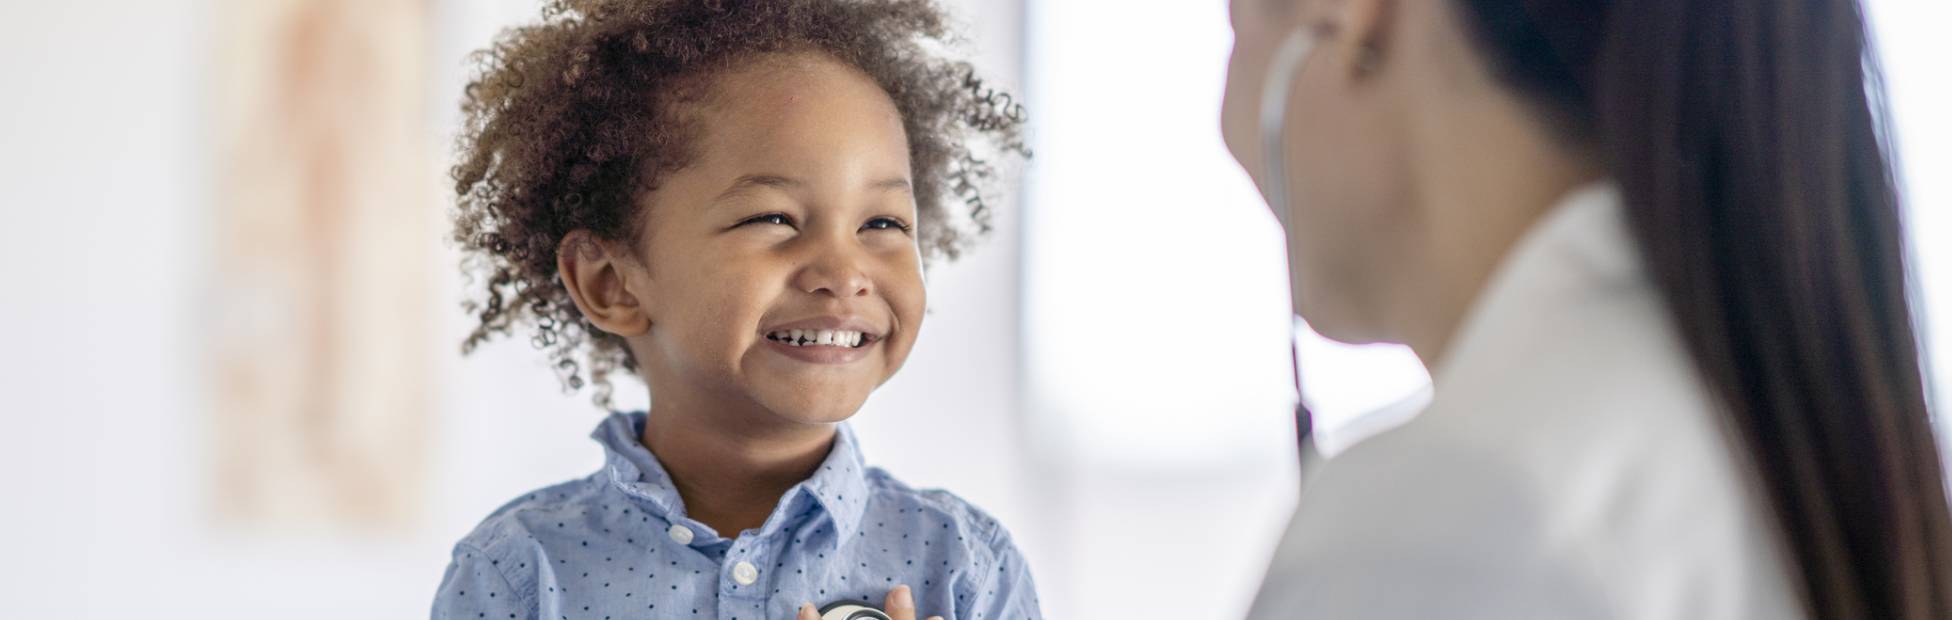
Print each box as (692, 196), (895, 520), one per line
(758, 391), (869, 427)
(770, 405), (860, 427)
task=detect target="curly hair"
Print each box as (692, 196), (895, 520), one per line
(450, 0), (1028, 407)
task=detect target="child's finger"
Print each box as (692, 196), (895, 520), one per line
(797, 602), (820, 620)
(884, 584), (917, 620)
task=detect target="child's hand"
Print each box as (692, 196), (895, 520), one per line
(796, 585), (943, 620)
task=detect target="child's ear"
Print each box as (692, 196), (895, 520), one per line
(557, 230), (652, 337)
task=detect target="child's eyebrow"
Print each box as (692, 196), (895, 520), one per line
(870, 177), (913, 192)
(722, 174), (801, 195)
(712, 174), (913, 205)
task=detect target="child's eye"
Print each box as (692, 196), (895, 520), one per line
(739, 213), (795, 228)
(862, 217), (912, 233)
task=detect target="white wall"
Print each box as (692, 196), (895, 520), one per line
(1019, 1), (1302, 617)
(0, 1), (206, 616)
(1866, 0), (1952, 419)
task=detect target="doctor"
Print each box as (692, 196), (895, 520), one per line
(1220, 0), (1952, 618)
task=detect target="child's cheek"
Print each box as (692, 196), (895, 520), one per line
(891, 261), (928, 324)
(886, 277), (926, 373)
(681, 275), (762, 375)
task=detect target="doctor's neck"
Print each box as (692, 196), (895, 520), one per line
(1386, 40), (1604, 367)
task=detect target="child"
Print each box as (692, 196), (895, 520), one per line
(431, 1), (1037, 619)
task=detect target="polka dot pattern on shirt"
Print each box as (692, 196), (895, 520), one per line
(430, 412), (1043, 619)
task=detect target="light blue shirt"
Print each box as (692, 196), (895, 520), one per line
(433, 412), (1042, 620)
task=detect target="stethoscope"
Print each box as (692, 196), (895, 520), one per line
(1259, 27), (1323, 461)
(819, 601), (894, 620)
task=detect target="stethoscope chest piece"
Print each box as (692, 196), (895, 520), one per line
(819, 601), (893, 620)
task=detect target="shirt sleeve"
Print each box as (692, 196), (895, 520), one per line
(432, 543), (534, 620)
(962, 531), (1043, 620)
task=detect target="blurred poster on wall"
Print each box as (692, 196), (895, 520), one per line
(206, 0), (435, 530)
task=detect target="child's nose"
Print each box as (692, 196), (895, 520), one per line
(793, 246), (873, 299)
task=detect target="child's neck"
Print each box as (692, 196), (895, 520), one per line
(639, 399), (837, 538)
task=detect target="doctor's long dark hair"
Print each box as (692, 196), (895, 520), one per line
(1453, 0), (1952, 616)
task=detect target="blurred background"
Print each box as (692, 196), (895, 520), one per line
(0, 0), (1945, 618)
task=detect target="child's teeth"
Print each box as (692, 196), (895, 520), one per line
(769, 328), (871, 347)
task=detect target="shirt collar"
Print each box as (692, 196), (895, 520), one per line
(592, 411), (686, 519)
(1302, 185), (1633, 460)
(591, 411), (872, 540)
(787, 422), (872, 539)
(1429, 181), (1642, 392)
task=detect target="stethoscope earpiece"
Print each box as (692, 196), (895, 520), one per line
(1259, 28), (1324, 461)
(818, 601), (893, 620)
(1257, 28), (1319, 228)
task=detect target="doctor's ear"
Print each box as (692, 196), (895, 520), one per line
(557, 229), (653, 338)
(1301, 0), (1396, 78)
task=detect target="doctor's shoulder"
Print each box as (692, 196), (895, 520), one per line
(1261, 388), (1800, 619)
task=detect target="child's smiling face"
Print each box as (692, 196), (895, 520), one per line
(572, 52), (926, 427)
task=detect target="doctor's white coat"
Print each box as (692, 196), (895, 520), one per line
(1248, 185), (1804, 619)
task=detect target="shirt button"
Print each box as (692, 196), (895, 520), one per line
(732, 561), (759, 586)
(668, 524), (694, 545)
